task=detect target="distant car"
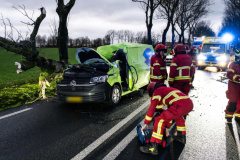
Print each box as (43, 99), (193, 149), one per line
(165, 54), (173, 65)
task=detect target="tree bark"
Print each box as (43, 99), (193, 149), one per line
(30, 8), (46, 59)
(56, 0), (76, 62)
(0, 36), (68, 72)
(171, 22), (175, 48)
(162, 20), (171, 45)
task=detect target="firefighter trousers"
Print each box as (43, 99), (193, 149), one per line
(150, 100), (193, 144)
(172, 82), (191, 95)
(225, 81), (240, 120)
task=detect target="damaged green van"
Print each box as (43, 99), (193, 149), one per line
(56, 43), (154, 106)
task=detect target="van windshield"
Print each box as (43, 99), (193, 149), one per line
(202, 44), (225, 53)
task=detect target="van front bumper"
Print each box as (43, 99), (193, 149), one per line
(56, 82), (111, 103)
(197, 60), (228, 68)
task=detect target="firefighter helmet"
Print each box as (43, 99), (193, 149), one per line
(147, 82), (166, 97)
(155, 44), (167, 52)
(174, 44), (186, 53)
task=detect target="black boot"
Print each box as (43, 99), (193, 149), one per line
(173, 134), (186, 144)
(140, 142), (159, 155)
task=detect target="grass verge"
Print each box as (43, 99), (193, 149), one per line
(0, 47), (78, 111)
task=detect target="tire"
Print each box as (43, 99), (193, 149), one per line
(107, 85), (121, 107)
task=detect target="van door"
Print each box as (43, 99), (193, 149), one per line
(125, 46), (154, 90)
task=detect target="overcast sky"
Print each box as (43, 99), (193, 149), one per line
(0, 0), (225, 41)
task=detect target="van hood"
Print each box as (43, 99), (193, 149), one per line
(76, 48), (111, 64)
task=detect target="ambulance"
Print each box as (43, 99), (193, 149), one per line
(191, 37), (203, 52)
(56, 43), (154, 106)
(197, 37), (235, 70)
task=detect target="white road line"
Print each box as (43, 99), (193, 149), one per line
(71, 100), (150, 160)
(103, 116), (177, 160)
(102, 120), (144, 160)
(232, 120), (240, 158)
(0, 108), (32, 120)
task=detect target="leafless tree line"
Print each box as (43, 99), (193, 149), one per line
(33, 29), (163, 48)
(132, 0), (213, 46)
(218, 0), (240, 46)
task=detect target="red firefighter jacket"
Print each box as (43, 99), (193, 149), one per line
(150, 53), (167, 83)
(227, 61), (240, 86)
(169, 54), (194, 85)
(144, 86), (192, 124)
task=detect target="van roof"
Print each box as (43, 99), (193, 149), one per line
(96, 42), (153, 60)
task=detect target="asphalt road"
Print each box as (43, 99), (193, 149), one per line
(0, 68), (240, 160)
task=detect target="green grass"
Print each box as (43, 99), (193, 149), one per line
(0, 47), (81, 111)
(0, 48), (79, 89)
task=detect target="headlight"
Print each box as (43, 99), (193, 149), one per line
(197, 55), (207, 61)
(90, 75), (108, 83)
(216, 55), (227, 61)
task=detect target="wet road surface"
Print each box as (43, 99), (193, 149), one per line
(0, 68), (239, 160)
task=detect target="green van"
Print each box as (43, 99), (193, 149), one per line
(56, 42), (154, 106)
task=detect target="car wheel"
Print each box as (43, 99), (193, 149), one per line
(107, 85), (121, 107)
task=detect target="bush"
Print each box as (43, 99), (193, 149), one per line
(0, 79), (58, 111)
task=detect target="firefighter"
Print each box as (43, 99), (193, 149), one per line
(198, 44), (202, 53)
(169, 44), (194, 95)
(235, 47), (240, 61)
(140, 82), (193, 155)
(187, 46), (197, 88)
(150, 44), (168, 83)
(225, 57), (240, 122)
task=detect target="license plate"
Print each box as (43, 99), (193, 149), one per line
(66, 97), (83, 103)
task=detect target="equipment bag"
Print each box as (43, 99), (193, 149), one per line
(136, 124), (170, 147)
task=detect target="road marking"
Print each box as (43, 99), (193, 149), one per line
(71, 100), (150, 160)
(232, 120), (240, 158)
(102, 120), (144, 160)
(103, 116), (177, 160)
(0, 108), (32, 120)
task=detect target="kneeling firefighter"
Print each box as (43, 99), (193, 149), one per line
(225, 57), (240, 122)
(140, 82), (193, 155)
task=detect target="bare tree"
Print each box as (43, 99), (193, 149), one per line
(116, 30), (124, 43)
(219, 0), (240, 45)
(135, 31), (144, 43)
(173, 0), (211, 44)
(0, 1), (76, 73)
(156, 0), (179, 45)
(49, 17), (58, 46)
(132, 0), (162, 45)
(193, 21), (215, 37)
(128, 31), (135, 42)
(106, 30), (116, 44)
(56, 0), (76, 62)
